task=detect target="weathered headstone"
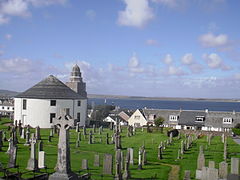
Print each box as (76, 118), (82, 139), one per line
(89, 131), (93, 144)
(103, 154), (113, 175)
(219, 161), (228, 179)
(158, 144), (163, 160)
(7, 138), (17, 168)
(38, 151), (45, 169)
(38, 140), (43, 152)
(207, 168), (218, 180)
(197, 151), (205, 170)
(115, 149), (122, 180)
(128, 148), (134, 165)
(208, 161), (215, 168)
(94, 154), (100, 167)
(138, 147), (142, 170)
(123, 159), (130, 180)
(21, 128), (26, 139)
(184, 170), (191, 180)
(49, 109), (78, 180)
(75, 122), (80, 132)
(106, 133), (109, 145)
(26, 134), (38, 171)
(82, 159), (88, 170)
(231, 157), (239, 175)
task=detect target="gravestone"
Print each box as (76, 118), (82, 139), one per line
(207, 168), (218, 180)
(35, 126), (41, 140)
(94, 154), (100, 167)
(138, 147), (142, 170)
(223, 141), (227, 161)
(21, 128), (26, 139)
(77, 132), (81, 141)
(106, 133), (109, 144)
(49, 109), (78, 180)
(82, 159), (88, 170)
(180, 140), (184, 155)
(103, 154), (113, 175)
(169, 132), (173, 144)
(7, 138), (17, 168)
(26, 134), (38, 171)
(3, 131), (7, 141)
(38, 140), (43, 152)
(219, 161), (228, 179)
(128, 148), (134, 165)
(123, 159), (130, 180)
(75, 139), (80, 148)
(208, 161), (215, 168)
(93, 124), (96, 133)
(115, 149), (122, 180)
(88, 131), (93, 144)
(142, 149), (147, 165)
(231, 157), (239, 175)
(184, 170), (191, 180)
(158, 145), (163, 160)
(50, 126), (54, 137)
(197, 151), (205, 170)
(38, 151), (45, 169)
(76, 122), (80, 132)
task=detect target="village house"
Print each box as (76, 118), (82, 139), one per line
(14, 64), (87, 128)
(128, 108), (240, 132)
(0, 100), (14, 116)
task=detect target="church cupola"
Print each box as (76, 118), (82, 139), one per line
(66, 64), (87, 98)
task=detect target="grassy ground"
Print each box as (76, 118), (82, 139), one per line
(0, 117), (240, 180)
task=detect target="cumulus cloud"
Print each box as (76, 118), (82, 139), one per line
(163, 54), (173, 64)
(199, 32), (229, 48)
(181, 53), (203, 73)
(128, 54), (145, 73)
(166, 65), (186, 76)
(202, 53), (231, 71)
(151, 0), (184, 8)
(0, 0), (67, 25)
(117, 0), (154, 28)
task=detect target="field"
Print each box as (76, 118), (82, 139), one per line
(0, 117), (240, 180)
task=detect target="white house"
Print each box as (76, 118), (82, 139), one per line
(0, 100), (14, 116)
(14, 64), (87, 128)
(128, 109), (147, 127)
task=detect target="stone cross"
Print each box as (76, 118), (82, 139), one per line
(49, 109), (77, 180)
(27, 133), (38, 171)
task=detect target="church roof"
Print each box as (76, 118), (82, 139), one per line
(15, 75), (85, 99)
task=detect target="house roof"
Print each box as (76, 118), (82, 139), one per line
(178, 111), (206, 126)
(15, 75), (85, 99)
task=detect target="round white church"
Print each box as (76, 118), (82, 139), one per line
(14, 64), (87, 128)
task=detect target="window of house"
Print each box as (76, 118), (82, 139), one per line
(149, 114), (156, 121)
(77, 101), (81, 106)
(2, 107), (4, 110)
(195, 116), (205, 122)
(169, 115), (178, 121)
(134, 115), (140, 120)
(66, 108), (70, 115)
(7, 107), (9, 110)
(50, 100), (56, 106)
(23, 99), (27, 110)
(50, 113), (56, 123)
(223, 118), (232, 124)
(77, 112), (81, 122)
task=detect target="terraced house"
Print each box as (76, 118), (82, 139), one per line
(128, 108), (240, 132)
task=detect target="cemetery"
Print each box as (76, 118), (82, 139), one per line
(0, 115), (240, 180)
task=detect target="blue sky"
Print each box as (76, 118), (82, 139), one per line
(0, 0), (240, 98)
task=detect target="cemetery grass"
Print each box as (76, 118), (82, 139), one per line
(0, 118), (240, 180)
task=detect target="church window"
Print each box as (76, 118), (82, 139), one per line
(66, 108), (70, 115)
(50, 100), (56, 106)
(50, 113), (56, 123)
(77, 112), (81, 122)
(23, 99), (27, 110)
(78, 101), (81, 106)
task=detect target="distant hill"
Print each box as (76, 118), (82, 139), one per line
(0, 89), (19, 98)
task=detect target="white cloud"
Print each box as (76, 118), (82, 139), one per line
(0, 0), (67, 25)
(117, 0), (154, 28)
(5, 34), (12, 40)
(128, 54), (145, 74)
(202, 53), (231, 71)
(181, 53), (194, 65)
(0, 0), (30, 17)
(163, 54), (173, 64)
(166, 65), (186, 76)
(86, 9), (96, 20)
(181, 53), (203, 73)
(151, 0), (180, 8)
(199, 32), (229, 48)
(0, 14), (9, 24)
(146, 39), (159, 46)
(0, 50), (4, 56)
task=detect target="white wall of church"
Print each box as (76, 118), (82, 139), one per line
(14, 98), (87, 128)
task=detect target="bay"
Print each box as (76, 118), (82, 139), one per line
(88, 98), (240, 112)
